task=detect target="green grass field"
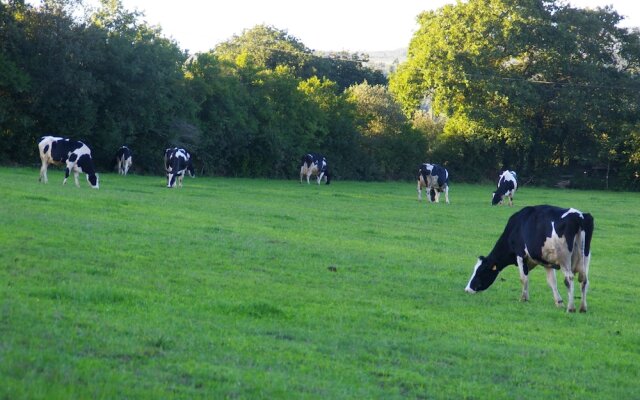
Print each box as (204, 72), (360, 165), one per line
(1, 167), (639, 399)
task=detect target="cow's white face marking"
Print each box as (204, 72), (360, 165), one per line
(464, 258), (483, 293)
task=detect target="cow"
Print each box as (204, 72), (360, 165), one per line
(492, 170), (517, 206)
(115, 146), (132, 176)
(164, 147), (194, 179)
(38, 136), (99, 189)
(465, 205), (594, 313)
(300, 153), (331, 184)
(165, 147), (194, 188)
(417, 163), (449, 203)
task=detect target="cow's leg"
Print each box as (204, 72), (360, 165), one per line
(444, 186), (450, 204)
(39, 161), (48, 183)
(73, 170), (80, 187)
(545, 267), (563, 306)
(417, 180), (422, 201)
(516, 256), (529, 301)
(63, 166), (70, 185)
(563, 271), (576, 312)
(300, 167), (304, 184)
(580, 273), (589, 313)
(560, 259), (577, 312)
(317, 171), (324, 185)
(508, 194), (513, 206)
(558, 250), (578, 312)
(575, 250), (590, 313)
(579, 269), (589, 313)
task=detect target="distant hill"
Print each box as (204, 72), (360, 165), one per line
(313, 48), (407, 77)
(363, 48), (407, 75)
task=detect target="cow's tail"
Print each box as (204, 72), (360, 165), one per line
(582, 213), (594, 257)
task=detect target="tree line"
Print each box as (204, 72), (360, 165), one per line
(391, 0), (640, 189)
(1, 0), (639, 189)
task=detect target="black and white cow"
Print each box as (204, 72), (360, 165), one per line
(465, 205), (594, 312)
(417, 163), (449, 203)
(115, 146), (132, 176)
(300, 153), (331, 184)
(165, 147), (194, 188)
(38, 136), (99, 189)
(164, 147), (194, 179)
(492, 170), (517, 206)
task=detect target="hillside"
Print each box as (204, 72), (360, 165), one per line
(364, 48), (407, 75)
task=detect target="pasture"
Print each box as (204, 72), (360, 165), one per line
(1, 167), (639, 399)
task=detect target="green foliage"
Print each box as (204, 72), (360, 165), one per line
(391, 0), (640, 186)
(346, 82), (427, 179)
(308, 51), (387, 91)
(0, 1), (34, 159)
(215, 24), (312, 74)
(0, 0), (189, 171)
(2, 0), (639, 189)
(2, 167), (640, 398)
(0, 3), (395, 180)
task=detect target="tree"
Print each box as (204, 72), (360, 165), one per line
(390, 0), (640, 185)
(89, 0), (191, 171)
(0, 1), (34, 161)
(215, 25), (312, 73)
(308, 51), (387, 92)
(346, 82), (426, 179)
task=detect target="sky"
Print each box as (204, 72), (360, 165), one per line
(37, 0), (640, 53)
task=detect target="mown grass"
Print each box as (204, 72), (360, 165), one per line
(1, 166), (639, 399)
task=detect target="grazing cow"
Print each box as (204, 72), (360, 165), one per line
(164, 147), (194, 178)
(38, 136), (99, 189)
(115, 146), (132, 176)
(465, 205), (594, 313)
(417, 163), (449, 203)
(165, 148), (195, 188)
(300, 153), (331, 184)
(492, 170), (517, 206)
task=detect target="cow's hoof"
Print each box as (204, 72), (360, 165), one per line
(567, 307), (576, 313)
(579, 307), (587, 313)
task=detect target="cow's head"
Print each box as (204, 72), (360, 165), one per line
(87, 173), (99, 189)
(465, 256), (501, 293)
(491, 192), (502, 206)
(429, 188), (437, 202)
(166, 167), (182, 188)
(167, 171), (176, 188)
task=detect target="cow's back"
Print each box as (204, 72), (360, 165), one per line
(514, 206), (592, 262)
(39, 136), (83, 164)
